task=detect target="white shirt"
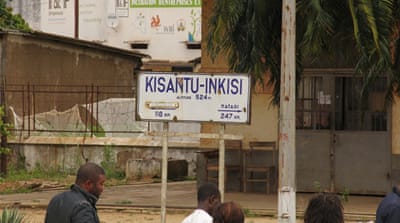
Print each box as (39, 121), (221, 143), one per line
(181, 209), (213, 223)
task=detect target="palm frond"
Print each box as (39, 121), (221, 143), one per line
(359, 0), (380, 51)
(298, 0), (334, 57)
(207, 0), (400, 105)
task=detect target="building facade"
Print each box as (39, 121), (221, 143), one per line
(201, 0), (397, 195)
(8, 0), (201, 61)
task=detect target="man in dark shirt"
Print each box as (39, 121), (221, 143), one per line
(45, 162), (106, 223)
(376, 186), (400, 223)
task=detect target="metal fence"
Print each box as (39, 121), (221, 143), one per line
(3, 84), (149, 137)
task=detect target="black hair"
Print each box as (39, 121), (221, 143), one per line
(75, 162), (105, 185)
(197, 183), (220, 202)
(304, 193), (344, 223)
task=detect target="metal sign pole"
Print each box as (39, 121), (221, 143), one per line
(218, 124), (226, 202)
(136, 72), (250, 222)
(161, 122), (169, 223)
(278, 0), (296, 223)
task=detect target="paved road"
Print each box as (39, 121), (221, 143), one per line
(0, 181), (382, 221)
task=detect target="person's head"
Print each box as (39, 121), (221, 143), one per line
(213, 201), (244, 223)
(75, 162), (106, 198)
(197, 183), (221, 214)
(304, 193), (344, 223)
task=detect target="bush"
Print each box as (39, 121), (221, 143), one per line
(101, 144), (125, 181)
(0, 208), (25, 223)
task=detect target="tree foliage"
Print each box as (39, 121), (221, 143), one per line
(0, 0), (29, 31)
(207, 0), (400, 105)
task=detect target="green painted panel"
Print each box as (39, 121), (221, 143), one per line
(130, 0), (201, 8)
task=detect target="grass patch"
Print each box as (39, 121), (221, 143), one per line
(101, 144), (126, 181)
(5, 167), (71, 182)
(242, 208), (259, 218)
(115, 200), (133, 205)
(183, 176), (196, 181)
(105, 178), (128, 187)
(0, 187), (33, 195)
(0, 166), (73, 194)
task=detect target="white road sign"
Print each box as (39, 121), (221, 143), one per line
(136, 72), (251, 123)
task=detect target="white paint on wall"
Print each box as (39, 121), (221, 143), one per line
(79, 0), (107, 41)
(9, 0), (202, 61)
(41, 0), (75, 37)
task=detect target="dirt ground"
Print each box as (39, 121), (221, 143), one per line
(0, 180), (286, 223)
(20, 208), (275, 223)
(20, 208), (374, 223)
(1, 179), (275, 223)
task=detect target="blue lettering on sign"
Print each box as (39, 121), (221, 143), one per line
(157, 77), (166, 92)
(183, 77), (191, 92)
(155, 111), (163, 117)
(220, 103), (240, 110)
(218, 78), (226, 94)
(191, 78), (199, 93)
(220, 113), (233, 119)
(144, 75), (245, 95)
(166, 78), (175, 92)
(145, 76), (154, 92)
(231, 79), (239, 94)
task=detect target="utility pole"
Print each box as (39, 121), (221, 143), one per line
(278, 1), (296, 223)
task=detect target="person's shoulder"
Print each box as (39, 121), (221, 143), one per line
(49, 187), (84, 204)
(50, 189), (72, 200)
(181, 209), (212, 223)
(385, 192), (400, 204)
(378, 192), (400, 213)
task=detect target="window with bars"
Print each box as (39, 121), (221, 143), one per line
(296, 76), (332, 130)
(296, 76), (387, 131)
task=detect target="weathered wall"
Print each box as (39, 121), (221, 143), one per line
(7, 0), (41, 30)
(8, 0), (201, 61)
(1, 32), (142, 114)
(392, 96), (400, 184)
(200, 93), (278, 149)
(226, 94), (278, 146)
(5, 36), (135, 86)
(392, 97), (400, 154)
(200, 0), (278, 148)
(10, 143), (198, 178)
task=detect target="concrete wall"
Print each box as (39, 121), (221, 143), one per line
(0, 31), (206, 183)
(0, 32), (142, 114)
(10, 143), (198, 178)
